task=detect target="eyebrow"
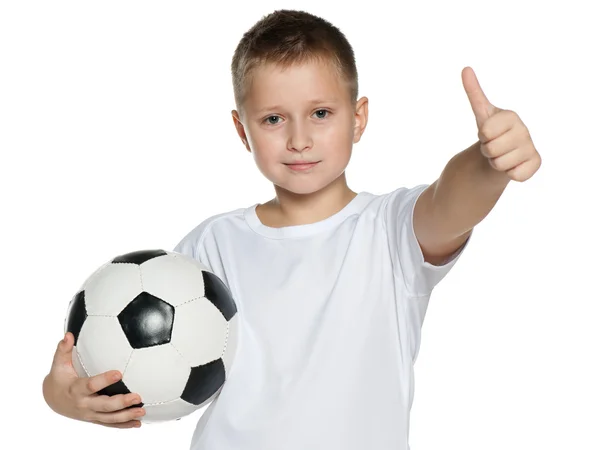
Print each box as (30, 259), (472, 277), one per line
(255, 98), (338, 114)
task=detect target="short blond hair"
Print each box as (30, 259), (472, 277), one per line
(230, 9), (359, 116)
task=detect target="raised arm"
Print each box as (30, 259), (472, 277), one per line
(413, 67), (542, 265)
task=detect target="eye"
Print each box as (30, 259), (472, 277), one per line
(262, 110), (330, 126)
(265, 115), (281, 125)
(313, 109), (329, 119)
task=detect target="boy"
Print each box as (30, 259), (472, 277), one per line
(42, 8), (541, 450)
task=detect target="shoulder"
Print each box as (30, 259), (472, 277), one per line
(384, 183), (430, 204)
(380, 183), (430, 217)
(360, 183), (430, 218)
(172, 206), (247, 258)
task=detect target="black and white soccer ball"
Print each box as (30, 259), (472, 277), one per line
(64, 249), (239, 423)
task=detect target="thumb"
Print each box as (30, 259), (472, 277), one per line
(462, 66), (500, 130)
(51, 332), (75, 371)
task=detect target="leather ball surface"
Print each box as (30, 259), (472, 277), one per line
(64, 249), (239, 423)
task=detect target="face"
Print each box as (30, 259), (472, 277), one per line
(232, 59), (368, 196)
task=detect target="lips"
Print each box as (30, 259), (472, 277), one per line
(285, 160), (318, 165)
(284, 161), (320, 171)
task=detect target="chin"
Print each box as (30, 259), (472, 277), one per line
(276, 183), (323, 196)
(277, 175), (343, 196)
(263, 164), (349, 196)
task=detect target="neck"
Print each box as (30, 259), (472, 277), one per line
(259, 173), (357, 228)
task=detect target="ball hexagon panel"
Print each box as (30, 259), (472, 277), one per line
(142, 398), (208, 423)
(76, 261), (110, 292)
(71, 346), (87, 378)
(118, 292), (174, 349)
(140, 252), (209, 308)
(75, 316), (133, 378)
(171, 297), (227, 367)
(123, 344), (191, 405)
(83, 263), (143, 316)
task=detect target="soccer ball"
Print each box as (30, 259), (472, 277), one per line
(64, 249), (239, 423)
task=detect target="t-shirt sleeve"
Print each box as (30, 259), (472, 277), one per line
(171, 220), (215, 271)
(173, 233), (197, 259)
(383, 183), (472, 297)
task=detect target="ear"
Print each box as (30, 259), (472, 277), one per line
(232, 110), (251, 152)
(352, 96), (369, 144)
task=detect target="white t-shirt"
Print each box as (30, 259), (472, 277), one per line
(173, 183), (471, 450)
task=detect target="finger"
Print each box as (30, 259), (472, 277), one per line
(88, 393), (143, 413)
(91, 406), (146, 425)
(92, 419), (142, 429)
(505, 156), (541, 182)
(487, 148), (524, 172)
(73, 370), (122, 397)
(479, 125), (518, 157)
(478, 110), (518, 145)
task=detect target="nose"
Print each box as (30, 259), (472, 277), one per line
(287, 121), (312, 153)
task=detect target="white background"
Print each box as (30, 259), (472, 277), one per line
(1, 0), (598, 449)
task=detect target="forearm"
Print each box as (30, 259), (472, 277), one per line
(430, 141), (511, 238)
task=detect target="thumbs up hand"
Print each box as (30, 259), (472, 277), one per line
(462, 67), (541, 182)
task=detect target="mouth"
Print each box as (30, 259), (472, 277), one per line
(284, 161), (320, 171)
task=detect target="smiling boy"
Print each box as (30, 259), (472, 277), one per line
(43, 8), (541, 450)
